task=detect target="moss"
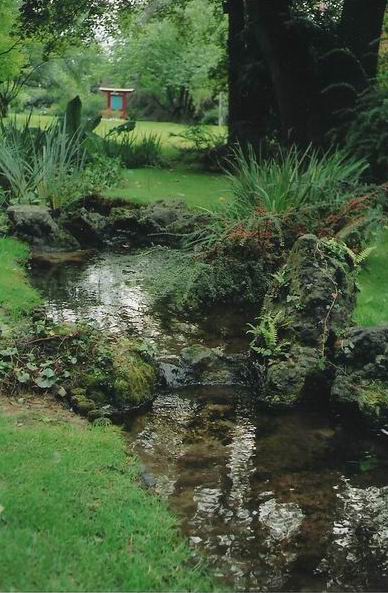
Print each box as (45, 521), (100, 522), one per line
(358, 381), (388, 420)
(80, 337), (157, 410)
(70, 388), (97, 414)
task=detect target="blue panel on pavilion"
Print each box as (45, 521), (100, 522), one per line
(112, 95), (124, 110)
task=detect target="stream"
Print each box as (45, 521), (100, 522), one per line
(31, 249), (388, 592)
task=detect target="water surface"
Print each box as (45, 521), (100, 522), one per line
(31, 250), (388, 592)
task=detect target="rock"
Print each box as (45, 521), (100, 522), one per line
(258, 235), (357, 407)
(179, 345), (248, 386)
(7, 205), (79, 251)
(320, 482), (388, 591)
(181, 344), (220, 370)
(109, 207), (140, 235)
(70, 388), (97, 414)
(61, 208), (109, 246)
(135, 200), (209, 246)
(332, 326), (388, 426)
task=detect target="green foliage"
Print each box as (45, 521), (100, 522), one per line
(321, 237), (375, 268)
(343, 88), (388, 183)
(0, 98), (120, 208)
(111, 0), (227, 121)
(189, 144), (368, 252)
(0, 0), (25, 84)
(0, 237), (41, 327)
(226, 144), (368, 215)
(149, 250), (268, 313)
(0, 412), (216, 592)
(103, 131), (164, 169)
(82, 154), (122, 194)
(0, 318), (156, 412)
(0, 118), (86, 208)
(247, 310), (291, 360)
(172, 124), (228, 169)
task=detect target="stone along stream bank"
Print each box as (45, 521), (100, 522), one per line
(30, 247), (388, 593)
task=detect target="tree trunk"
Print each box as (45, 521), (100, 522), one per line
(253, 0), (322, 146)
(225, 0), (246, 145)
(341, 0), (387, 80)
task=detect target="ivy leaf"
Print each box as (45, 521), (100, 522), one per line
(41, 368), (55, 378)
(26, 363), (38, 371)
(16, 371), (30, 384)
(35, 376), (57, 389)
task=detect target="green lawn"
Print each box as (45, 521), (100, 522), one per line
(12, 113), (225, 152)
(0, 237), (41, 327)
(108, 167), (231, 210)
(0, 409), (215, 592)
(354, 229), (388, 326)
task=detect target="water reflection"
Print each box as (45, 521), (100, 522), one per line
(31, 249), (250, 354)
(127, 386), (388, 592)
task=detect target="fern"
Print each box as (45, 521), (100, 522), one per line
(247, 310), (291, 360)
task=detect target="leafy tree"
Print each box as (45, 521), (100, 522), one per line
(111, 0), (227, 121)
(0, 1), (25, 82)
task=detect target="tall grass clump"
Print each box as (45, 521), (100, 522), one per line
(0, 118), (85, 209)
(226, 144), (368, 216)
(103, 130), (163, 168)
(189, 144), (369, 250)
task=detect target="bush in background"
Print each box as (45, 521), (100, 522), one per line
(103, 130), (164, 169)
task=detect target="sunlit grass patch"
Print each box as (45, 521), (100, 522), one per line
(107, 167), (231, 210)
(0, 237), (41, 325)
(354, 229), (388, 326)
(0, 411), (216, 592)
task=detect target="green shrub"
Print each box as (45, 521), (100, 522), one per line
(82, 154), (122, 194)
(171, 124), (228, 170)
(226, 144), (368, 215)
(0, 119), (86, 209)
(103, 130), (164, 168)
(0, 102), (120, 209)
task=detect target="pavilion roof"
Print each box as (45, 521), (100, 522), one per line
(99, 87), (135, 93)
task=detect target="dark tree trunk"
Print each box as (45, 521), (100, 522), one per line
(253, 0), (322, 146)
(341, 0), (387, 80)
(225, 0), (246, 145)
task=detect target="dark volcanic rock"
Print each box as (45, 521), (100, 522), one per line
(7, 205), (79, 251)
(332, 326), (388, 426)
(258, 235), (357, 407)
(61, 208), (109, 246)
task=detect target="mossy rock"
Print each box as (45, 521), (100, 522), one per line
(80, 337), (157, 411)
(332, 327), (388, 427)
(258, 235), (356, 407)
